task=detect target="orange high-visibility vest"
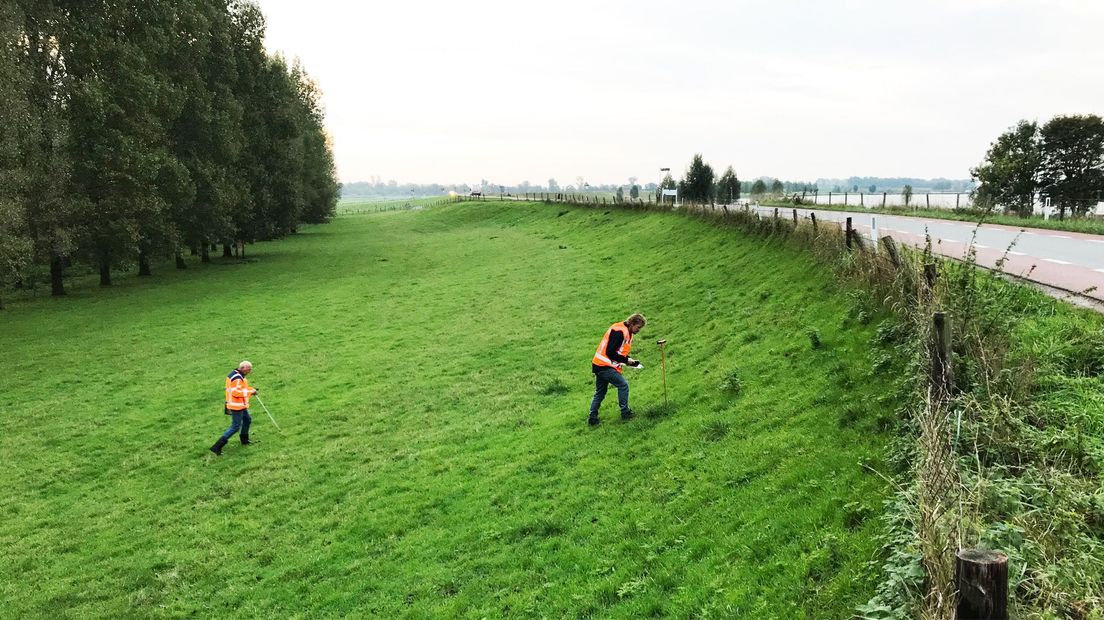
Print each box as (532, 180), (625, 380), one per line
(225, 369), (253, 411)
(593, 322), (633, 373)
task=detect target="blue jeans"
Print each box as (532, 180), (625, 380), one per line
(590, 366), (629, 419)
(220, 409), (252, 441)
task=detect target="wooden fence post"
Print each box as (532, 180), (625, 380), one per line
(926, 193), (930, 209)
(810, 212), (817, 235)
(792, 208), (798, 225)
(860, 192), (864, 207)
(774, 207), (779, 220)
(931, 311), (953, 397)
(882, 192), (887, 208)
(845, 217), (853, 250)
(955, 549), (1008, 620)
(880, 236), (901, 267)
(829, 192), (832, 206)
(956, 193), (960, 209)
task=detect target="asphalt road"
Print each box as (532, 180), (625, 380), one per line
(747, 205), (1104, 307)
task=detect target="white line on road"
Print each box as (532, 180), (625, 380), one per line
(1009, 251), (1026, 256)
(940, 239), (960, 243)
(974, 245), (990, 249)
(1096, 269), (1104, 274)
(1050, 235), (1072, 239)
(1043, 258), (1073, 265)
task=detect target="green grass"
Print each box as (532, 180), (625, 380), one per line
(0, 200), (905, 617)
(759, 199), (1104, 236)
(338, 196), (448, 214)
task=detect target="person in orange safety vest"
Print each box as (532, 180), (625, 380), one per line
(210, 360), (259, 456)
(588, 313), (646, 426)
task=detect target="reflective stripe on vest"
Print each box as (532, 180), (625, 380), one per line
(225, 370), (251, 411)
(593, 322), (632, 373)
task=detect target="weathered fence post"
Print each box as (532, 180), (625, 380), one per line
(774, 207), (779, 220)
(924, 262), (938, 291)
(956, 193), (960, 209)
(860, 192), (864, 207)
(845, 217), (853, 250)
(880, 236), (901, 267)
(844, 192), (848, 206)
(931, 311), (953, 397)
(792, 208), (798, 225)
(810, 212), (817, 235)
(955, 549), (1008, 620)
(882, 192), (887, 208)
(926, 193), (931, 209)
(829, 192), (833, 206)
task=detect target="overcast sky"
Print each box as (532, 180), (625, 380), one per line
(255, 0), (1104, 186)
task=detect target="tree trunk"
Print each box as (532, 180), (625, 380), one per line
(99, 254), (112, 286)
(222, 242), (232, 258)
(50, 253), (65, 296)
(138, 250), (151, 276)
(175, 252), (187, 269)
(201, 242), (210, 263)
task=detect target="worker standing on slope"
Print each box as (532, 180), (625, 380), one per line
(589, 313), (645, 426)
(210, 360), (258, 456)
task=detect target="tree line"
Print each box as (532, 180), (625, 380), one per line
(0, 0), (339, 306)
(972, 114), (1104, 219)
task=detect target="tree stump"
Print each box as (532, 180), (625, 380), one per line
(955, 549), (1008, 620)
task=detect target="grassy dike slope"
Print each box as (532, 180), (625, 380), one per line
(0, 201), (902, 618)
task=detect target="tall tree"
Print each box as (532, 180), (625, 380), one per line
(629, 184), (640, 200)
(290, 60), (338, 224)
(970, 120), (1041, 217)
(679, 153), (715, 204)
(13, 0), (79, 296)
(1039, 114), (1104, 219)
(64, 0), (178, 285)
(770, 179), (784, 196)
(0, 1), (34, 306)
(750, 179), (767, 197)
(656, 173), (676, 202)
(715, 166), (740, 203)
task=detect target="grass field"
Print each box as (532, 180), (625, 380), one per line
(0, 200), (906, 617)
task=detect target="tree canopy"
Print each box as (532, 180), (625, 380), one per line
(0, 0), (339, 300)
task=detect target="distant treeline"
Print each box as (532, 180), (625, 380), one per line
(0, 0), (339, 303)
(342, 175), (976, 202)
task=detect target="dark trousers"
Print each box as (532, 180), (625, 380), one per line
(220, 409), (252, 441)
(590, 366), (629, 419)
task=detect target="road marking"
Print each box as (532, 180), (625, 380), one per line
(974, 244), (990, 249)
(1096, 268), (1104, 274)
(1008, 251), (1026, 256)
(1043, 258), (1072, 265)
(940, 239), (960, 243)
(1050, 235), (1072, 239)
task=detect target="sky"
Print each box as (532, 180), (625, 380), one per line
(255, 0), (1104, 187)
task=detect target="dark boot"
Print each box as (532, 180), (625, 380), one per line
(621, 409), (636, 421)
(210, 437), (228, 456)
(240, 434), (254, 445)
(588, 415), (601, 427)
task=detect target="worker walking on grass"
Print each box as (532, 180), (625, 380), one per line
(589, 313), (645, 426)
(210, 360), (258, 456)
